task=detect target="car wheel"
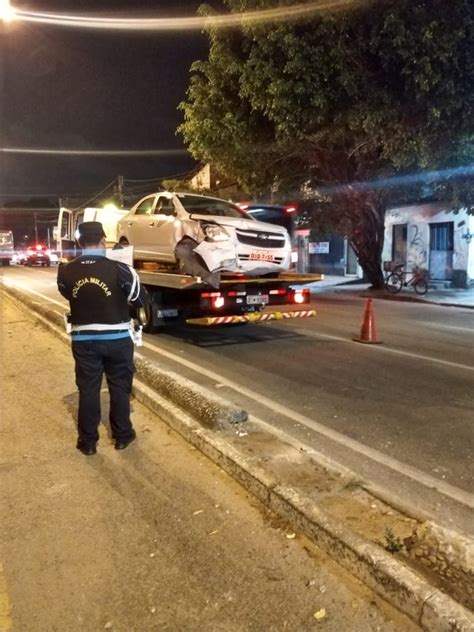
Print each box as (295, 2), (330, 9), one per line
(175, 237), (200, 274)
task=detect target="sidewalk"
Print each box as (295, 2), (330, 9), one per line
(0, 294), (420, 631)
(304, 275), (474, 308)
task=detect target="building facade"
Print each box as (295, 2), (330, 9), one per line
(383, 203), (474, 287)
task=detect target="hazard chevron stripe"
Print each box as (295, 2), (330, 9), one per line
(186, 310), (316, 326)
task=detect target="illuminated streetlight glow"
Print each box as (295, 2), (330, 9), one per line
(0, 0), (15, 22)
(10, 0), (367, 31)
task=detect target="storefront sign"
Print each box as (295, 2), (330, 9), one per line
(309, 241), (330, 254)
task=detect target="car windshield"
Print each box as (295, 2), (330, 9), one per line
(246, 207), (294, 234)
(178, 194), (252, 219)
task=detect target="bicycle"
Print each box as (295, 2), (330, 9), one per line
(385, 264), (429, 295)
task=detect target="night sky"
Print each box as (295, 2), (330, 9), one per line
(1, 0), (216, 212)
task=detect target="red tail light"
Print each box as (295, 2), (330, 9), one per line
(201, 291), (221, 298)
(285, 205), (297, 213)
(290, 288), (309, 304)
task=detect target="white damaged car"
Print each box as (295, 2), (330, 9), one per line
(117, 192), (292, 282)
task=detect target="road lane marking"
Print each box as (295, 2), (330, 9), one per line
(1, 281), (66, 309)
(282, 327), (474, 373)
(5, 281), (474, 371)
(0, 564), (12, 632)
(8, 285), (474, 508)
(426, 323), (474, 334)
(135, 340), (474, 510)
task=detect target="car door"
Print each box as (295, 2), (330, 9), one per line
(146, 194), (177, 261)
(125, 195), (157, 257)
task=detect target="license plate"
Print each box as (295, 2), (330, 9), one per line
(247, 295), (269, 305)
(249, 251), (274, 262)
(157, 308), (179, 318)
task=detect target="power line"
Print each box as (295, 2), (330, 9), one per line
(69, 179), (117, 211)
(0, 193), (61, 197)
(1, 147), (188, 157)
(0, 167), (198, 210)
(123, 168), (194, 184)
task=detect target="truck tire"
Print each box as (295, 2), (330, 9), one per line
(137, 299), (161, 333)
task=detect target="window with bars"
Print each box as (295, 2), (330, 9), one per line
(429, 222), (453, 251)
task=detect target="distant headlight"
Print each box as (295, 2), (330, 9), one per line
(203, 224), (230, 242)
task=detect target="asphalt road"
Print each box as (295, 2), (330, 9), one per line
(3, 265), (473, 535)
(2, 295), (420, 632)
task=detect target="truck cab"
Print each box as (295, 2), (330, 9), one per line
(55, 205), (128, 260)
(0, 230), (14, 266)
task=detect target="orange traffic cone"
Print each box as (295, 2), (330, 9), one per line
(353, 298), (382, 344)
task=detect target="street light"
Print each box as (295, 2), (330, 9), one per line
(0, 0), (15, 22)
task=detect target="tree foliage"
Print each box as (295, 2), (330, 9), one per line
(180, 0), (474, 286)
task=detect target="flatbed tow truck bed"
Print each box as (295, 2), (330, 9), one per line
(134, 265), (323, 330)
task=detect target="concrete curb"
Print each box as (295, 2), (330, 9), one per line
(130, 379), (474, 632)
(329, 287), (474, 310)
(2, 284), (473, 631)
(134, 356), (247, 430)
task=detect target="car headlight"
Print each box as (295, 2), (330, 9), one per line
(203, 224), (230, 242)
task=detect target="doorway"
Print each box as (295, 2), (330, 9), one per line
(429, 222), (453, 280)
(392, 224), (407, 265)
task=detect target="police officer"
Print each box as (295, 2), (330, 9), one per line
(57, 221), (146, 456)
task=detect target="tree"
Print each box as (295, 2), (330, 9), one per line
(180, 0), (473, 287)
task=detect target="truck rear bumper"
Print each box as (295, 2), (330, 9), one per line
(185, 309), (316, 326)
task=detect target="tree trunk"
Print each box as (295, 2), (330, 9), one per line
(349, 194), (386, 289)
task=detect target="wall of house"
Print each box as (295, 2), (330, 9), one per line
(189, 164), (211, 190)
(469, 214), (474, 281)
(383, 203), (472, 286)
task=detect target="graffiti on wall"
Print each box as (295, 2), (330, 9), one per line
(453, 228), (467, 269)
(408, 225), (428, 268)
(386, 207), (472, 280)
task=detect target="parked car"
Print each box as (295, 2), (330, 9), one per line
(24, 244), (51, 267)
(238, 203), (297, 236)
(116, 192), (292, 277)
(239, 203), (299, 264)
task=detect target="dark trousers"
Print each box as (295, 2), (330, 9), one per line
(72, 337), (135, 445)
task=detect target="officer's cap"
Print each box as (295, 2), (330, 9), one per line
(77, 221), (106, 242)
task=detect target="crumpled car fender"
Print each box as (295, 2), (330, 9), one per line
(175, 219), (239, 277)
(174, 237), (221, 288)
(174, 219), (204, 244)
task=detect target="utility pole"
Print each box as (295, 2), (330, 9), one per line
(117, 175), (124, 208)
(34, 213), (38, 242)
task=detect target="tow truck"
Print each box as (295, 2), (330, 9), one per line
(55, 206), (322, 331)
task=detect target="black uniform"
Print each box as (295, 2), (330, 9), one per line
(57, 250), (145, 448)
